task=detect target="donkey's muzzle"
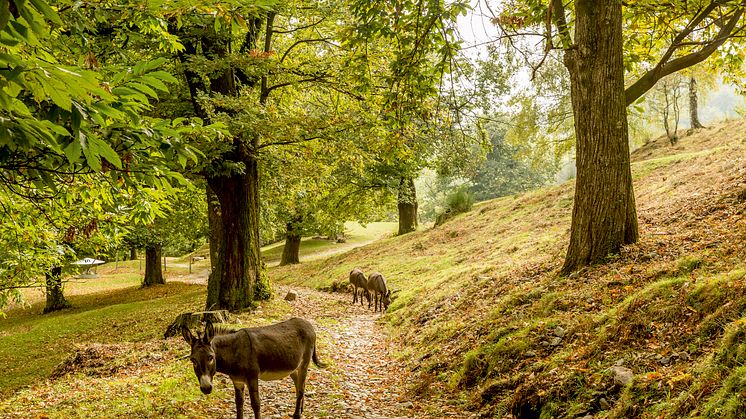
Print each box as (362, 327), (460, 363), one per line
(199, 375), (213, 394)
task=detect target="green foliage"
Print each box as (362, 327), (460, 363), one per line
(124, 185), (208, 256)
(446, 187), (475, 215)
(0, 0), (216, 311)
(470, 121), (555, 201)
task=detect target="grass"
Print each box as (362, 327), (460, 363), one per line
(0, 221), (391, 401)
(269, 120), (746, 417)
(0, 281), (205, 395)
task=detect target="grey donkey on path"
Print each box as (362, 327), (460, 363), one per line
(367, 272), (392, 312)
(349, 267), (371, 306)
(182, 318), (325, 419)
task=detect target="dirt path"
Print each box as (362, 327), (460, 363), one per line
(192, 282), (473, 418)
(263, 285), (417, 418)
(171, 275), (471, 418)
(204, 285), (417, 419)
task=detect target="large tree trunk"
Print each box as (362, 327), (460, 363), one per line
(397, 176), (418, 235)
(44, 266), (70, 313)
(280, 221), (302, 266)
(689, 76), (704, 129)
(560, 0), (638, 275)
(177, 17), (272, 310)
(143, 245), (165, 286)
(205, 159), (262, 311)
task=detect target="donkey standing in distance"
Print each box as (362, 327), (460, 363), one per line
(182, 318), (325, 419)
(367, 272), (392, 312)
(349, 268), (371, 306)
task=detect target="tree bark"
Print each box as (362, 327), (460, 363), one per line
(205, 160), (262, 311)
(689, 76), (704, 129)
(129, 246), (137, 261)
(206, 183), (222, 307)
(143, 244), (165, 286)
(560, 0), (638, 275)
(44, 266), (70, 313)
(397, 176), (418, 235)
(206, 184), (222, 268)
(280, 221), (302, 266)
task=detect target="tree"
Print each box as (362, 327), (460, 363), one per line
(262, 137), (391, 266)
(125, 187), (208, 287)
(550, 0), (638, 274)
(647, 75), (687, 145)
(349, 0), (471, 235)
(166, 1), (390, 309)
(689, 77), (705, 130)
(499, 0), (746, 273)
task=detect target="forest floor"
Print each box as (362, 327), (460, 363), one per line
(0, 269), (471, 418)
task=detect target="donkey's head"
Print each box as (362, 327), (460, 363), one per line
(381, 290), (392, 310)
(182, 321), (216, 395)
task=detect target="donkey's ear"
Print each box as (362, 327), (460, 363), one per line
(203, 320), (215, 343)
(181, 325), (194, 345)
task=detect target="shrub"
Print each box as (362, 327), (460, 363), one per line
(447, 187), (475, 214)
(435, 188), (475, 226)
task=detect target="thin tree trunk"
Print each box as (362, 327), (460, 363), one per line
(280, 221), (302, 266)
(206, 159), (262, 311)
(663, 85), (672, 143)
(689, 76), (704, 129)
(44, 266), (70, 313)
(560, 0), (638, 275)
(397, 177), (418, 235)
(672, 83), (681, 144)
(143, 245), (165, 286)
(129, 246), (137, 261)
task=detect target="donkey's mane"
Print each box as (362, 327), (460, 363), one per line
(211, 324), (242, 336)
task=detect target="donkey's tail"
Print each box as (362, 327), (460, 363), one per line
(312, 344), (327, 368)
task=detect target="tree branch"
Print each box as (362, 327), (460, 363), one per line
(625, 6), (743, 106)
(273, 17), (327, 34)
(550, 0), (572, 50)
(279, 38), (333, 63)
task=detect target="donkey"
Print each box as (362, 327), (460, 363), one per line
(349, 268), (371, 306)
(367, 272), (392, 312)
(182, 318), (325, 419)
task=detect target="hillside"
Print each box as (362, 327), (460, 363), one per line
(272, 119), (746, 417)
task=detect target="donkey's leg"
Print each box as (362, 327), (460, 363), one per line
(290, 366), (309, 418)
(248, 377), (261, 419)
(352, 286), (357, 304)
(232, 381), (246, 419)
(290, 371), (303, 418)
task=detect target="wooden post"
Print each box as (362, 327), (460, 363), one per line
(163, 256), (167, 272)
(189, 257), (192, 274)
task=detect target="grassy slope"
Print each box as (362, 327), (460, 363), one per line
(272, 120), (746, 417)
